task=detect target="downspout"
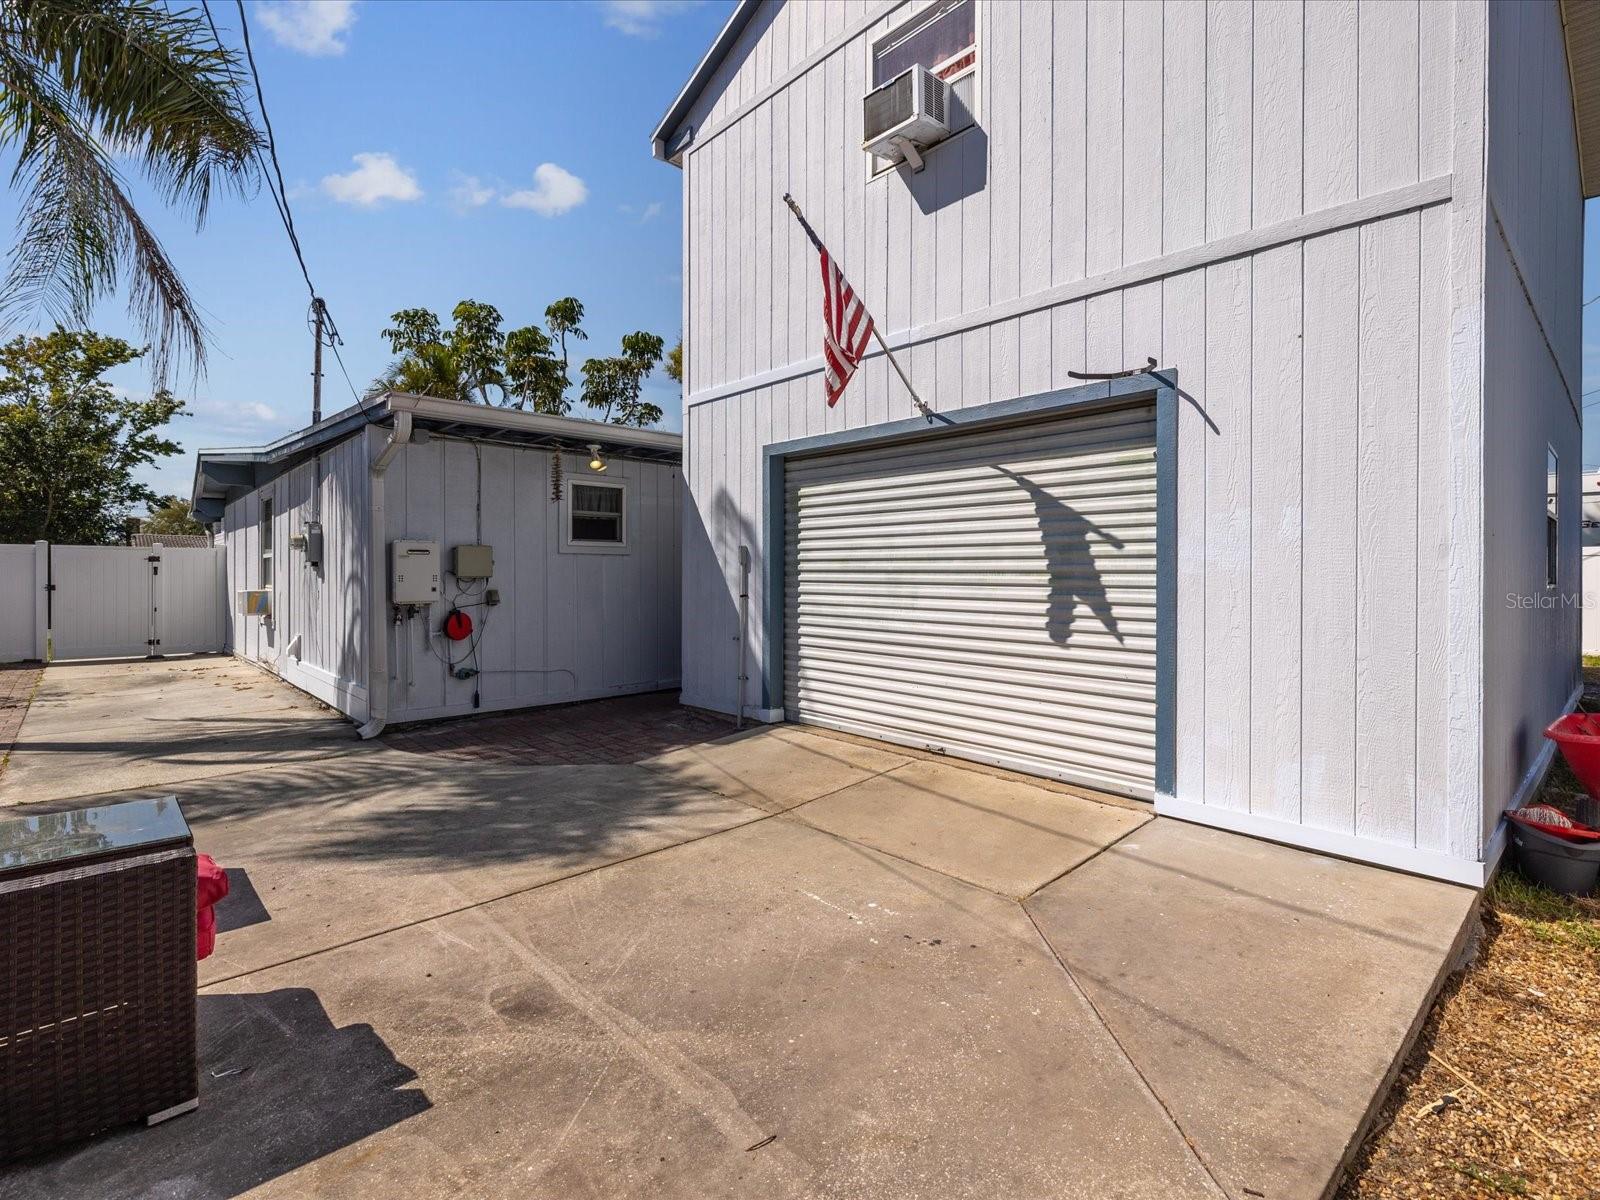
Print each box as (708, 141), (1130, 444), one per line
(357, 410), (411, 739)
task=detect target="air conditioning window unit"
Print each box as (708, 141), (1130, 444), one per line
(862, 63), (953, 171)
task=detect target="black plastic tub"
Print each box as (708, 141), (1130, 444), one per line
(1510, 820), (1600, 896)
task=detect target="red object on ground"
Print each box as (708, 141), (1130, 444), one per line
(1544, 712), (1600, 800)
(443, 609), (473, 642)
(195, 853), (229, 960)
(1507, 806), (1600, 843)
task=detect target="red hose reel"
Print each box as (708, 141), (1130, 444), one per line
(442, 608), (473, 641)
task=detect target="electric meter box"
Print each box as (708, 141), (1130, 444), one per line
(391, 540), (440, 604)
(452, 543), (494, 581)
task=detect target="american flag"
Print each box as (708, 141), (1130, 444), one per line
(818, 248), (874, 408)
(784, 194), (875, 408)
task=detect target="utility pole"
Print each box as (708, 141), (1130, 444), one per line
(310, 296), (326, 425)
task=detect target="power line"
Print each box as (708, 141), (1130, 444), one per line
(201, 0), (377, 423)
(229, 0), (314, 299)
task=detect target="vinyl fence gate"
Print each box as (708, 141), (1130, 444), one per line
(0, 542), (227, 662)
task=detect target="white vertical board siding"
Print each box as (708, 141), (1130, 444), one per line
(1481, 0), (1583, 843)
(674, 0), (1506, 877)
(385, 441), (681, 723)
(218, 431), (370, 717)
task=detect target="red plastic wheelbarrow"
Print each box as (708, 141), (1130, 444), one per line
(1544, 712), (1600, 799)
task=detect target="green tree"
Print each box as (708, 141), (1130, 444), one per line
(580, 331), (665, 427)
(142, 493), (205, 536)
(370, 301), (505, 403)
(0, 0), (264, 381)
(503, 325), (569, 414)
(371, 297), (591, 415)
(0, 330), (185, 543)
(665, 337), (683, 387)
(544, 297), (586, 388)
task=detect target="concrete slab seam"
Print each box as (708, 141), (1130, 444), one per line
(1020, 903), (1233, 1200)
(1020, 812), (1158, 901)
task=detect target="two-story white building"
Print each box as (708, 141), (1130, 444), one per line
(655, 0), (1588, 885)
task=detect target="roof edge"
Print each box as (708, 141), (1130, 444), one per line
(651, 0), (758, 165)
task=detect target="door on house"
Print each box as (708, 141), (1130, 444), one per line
(782, 403), (1158, 799)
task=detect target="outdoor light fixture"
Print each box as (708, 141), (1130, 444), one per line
(586, 443), (607, 473)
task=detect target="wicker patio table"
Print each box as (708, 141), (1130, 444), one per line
(0, 796), (198, 1160)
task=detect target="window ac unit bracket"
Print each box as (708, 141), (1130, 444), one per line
(891, 136), (926, 173)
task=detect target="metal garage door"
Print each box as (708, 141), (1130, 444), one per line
(783, 403), (1158, 798)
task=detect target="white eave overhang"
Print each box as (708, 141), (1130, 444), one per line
(1562, 0), (1600, 197)
(651, 0), (758, 166)
(190, 392), (682, 522)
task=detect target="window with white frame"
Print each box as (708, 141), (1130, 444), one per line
(1546, 447), (1559, 589)
(870, 0), (978, 174)
(569, 482), (626, 547)
(259, 497), (273, 589)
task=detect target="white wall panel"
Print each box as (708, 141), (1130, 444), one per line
(668, 0), (1564, 878)
(384, 442), (681, 723)
(218, 429), (370, 716)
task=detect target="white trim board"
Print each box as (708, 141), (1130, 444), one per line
(680, 1), (908, 162)
(685, 174), (1455, 410)
(1154, 795), (1490, 888)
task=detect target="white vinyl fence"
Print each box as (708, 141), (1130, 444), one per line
(0, 542), (226, 663)
(0, 543), (47, 662)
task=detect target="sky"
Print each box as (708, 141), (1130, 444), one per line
(0, 0), (735, 502)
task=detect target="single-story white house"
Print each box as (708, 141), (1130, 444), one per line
(654, 0), (1591, 884)
(192, 393), (683, 736)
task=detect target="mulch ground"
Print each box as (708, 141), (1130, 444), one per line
(1339, 740), (1600, 1199)
(0, 661), (43, 779)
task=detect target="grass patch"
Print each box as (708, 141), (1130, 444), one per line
(1488, 872), (1600, 951)
(1453, 1162), (1531, 1195)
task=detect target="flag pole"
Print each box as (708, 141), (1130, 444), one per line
(782, 193), (933, 421)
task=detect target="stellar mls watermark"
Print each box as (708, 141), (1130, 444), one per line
(1505, 591), (1592, 610)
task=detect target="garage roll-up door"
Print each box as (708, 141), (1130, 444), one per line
(783, 403), (1158, 798)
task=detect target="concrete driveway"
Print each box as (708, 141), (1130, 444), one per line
(0, 658), (1478, 1200)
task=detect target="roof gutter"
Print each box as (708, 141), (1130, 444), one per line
(356, 410), (411, 740)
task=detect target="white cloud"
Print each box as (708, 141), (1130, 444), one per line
(501, 163), (588, 217)
(601, 0), (699, 38)
(620, 200), (664, 224)
(257, 1), (357, 56)
(448, 173), (496, 212)
(320, 152), (422, 206)
(246, 402), (277, 422)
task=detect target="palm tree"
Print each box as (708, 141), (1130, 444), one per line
(368, 342), (484, 405)
(0, 0), (263, 381)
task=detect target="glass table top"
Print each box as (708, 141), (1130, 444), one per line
(0, 796), (191, 874)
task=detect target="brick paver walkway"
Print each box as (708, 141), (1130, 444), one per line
(0, 661), (43, 777)
(387, 691), (735, 765)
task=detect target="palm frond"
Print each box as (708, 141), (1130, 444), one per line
(0, 0), (263, 382)
(0, 48), (202, 382)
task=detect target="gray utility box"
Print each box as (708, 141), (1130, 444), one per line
(452, 544), (494, 581)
